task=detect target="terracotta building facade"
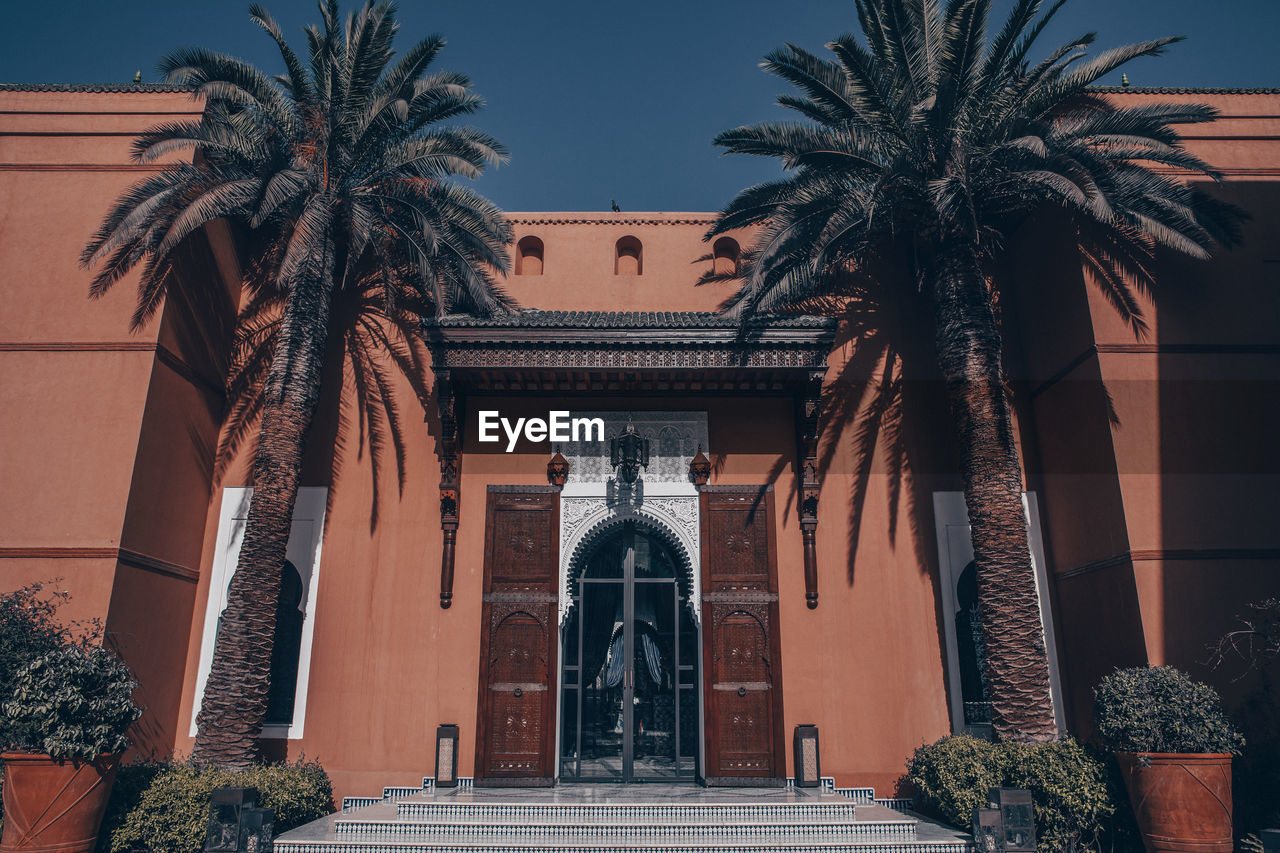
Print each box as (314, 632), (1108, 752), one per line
(1, 84), (1278, 801)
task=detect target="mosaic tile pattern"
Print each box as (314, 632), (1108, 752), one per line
(284, 780), (972, 853)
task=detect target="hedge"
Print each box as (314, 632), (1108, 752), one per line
(100, 760), (333, 853)
(907, 735), (1116, 853)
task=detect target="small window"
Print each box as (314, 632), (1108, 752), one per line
(192, 487), (326, 740)
(265, 560), (306, 725)
(712, 237), (740, 276)
(615, 236), (642, 276)
(934, 491), (1066, 739)
(516, 236), (544, 276)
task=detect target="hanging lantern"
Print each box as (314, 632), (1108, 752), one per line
(610, 422), (649, 485)
(688, 445), (711, 487)
(547, 448), (570, 488)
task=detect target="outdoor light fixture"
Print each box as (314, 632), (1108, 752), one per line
(546, 448), (570, 488)
(435, 724), (460, 788)
(793, 724), (821, 787)
(972, 807), (1004, 853)
(610, 421), (649, 484)
(688, 444), (711, 487)
(204, 787), (274, 853)
(990, 788), (1036, 852)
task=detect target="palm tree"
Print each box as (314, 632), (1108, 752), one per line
(83, 0), (514, 768)
(707, 0), (1243, 742)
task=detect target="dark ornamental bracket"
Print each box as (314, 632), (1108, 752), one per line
(436, 369), (460, 609)
(797, 369), (825, 609)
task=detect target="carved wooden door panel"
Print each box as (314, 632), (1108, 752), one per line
(475, 486), (559, 786)
(700, 486), (785, 784)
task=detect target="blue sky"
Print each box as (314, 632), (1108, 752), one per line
(3, 0), (1277, 211)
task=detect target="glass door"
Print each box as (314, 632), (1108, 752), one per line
(560, 525), (697, 781)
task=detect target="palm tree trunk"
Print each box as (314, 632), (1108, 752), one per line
(932, 245), (1058, 743)
(193, 241), (335, 769)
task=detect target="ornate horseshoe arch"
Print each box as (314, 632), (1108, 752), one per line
(556, 412), (708, 627)
(559, 499), (701, 625)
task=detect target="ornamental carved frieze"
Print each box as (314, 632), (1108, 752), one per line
(433, 345), (829, 370)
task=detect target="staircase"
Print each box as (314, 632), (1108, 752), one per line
(273, 779), (973, 853)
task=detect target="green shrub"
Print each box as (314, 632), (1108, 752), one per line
(1002, 740), (1115, 852)
(2, 646), (141, 760)
(95, 761), (167, 853)
(105, 760), (333, 853)
(907, 735), (1115, 853)
(0, 582), (89, 749)
(906, 735), (1003, 827)
(1093, 666), (1244, 755)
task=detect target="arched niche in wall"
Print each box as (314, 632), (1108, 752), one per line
(516, 235), (544, 275)
(615, 236), (642, 276)
(712, 236), (740, 276)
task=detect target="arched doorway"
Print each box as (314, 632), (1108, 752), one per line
(559, 521), (699, 781)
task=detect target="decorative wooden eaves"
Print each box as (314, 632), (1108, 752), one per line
(421, 310), (836, 611)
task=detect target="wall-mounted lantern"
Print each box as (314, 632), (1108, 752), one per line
(793, 725), (821, 787)
(547, 448), (570, 488)
(435, 724), (460, 788)
(610, 422), (649, 484)
(688, 445), (711, 487)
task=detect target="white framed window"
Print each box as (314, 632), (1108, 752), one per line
(932, 491), (1066, 737)
(191, 486), (326, 739)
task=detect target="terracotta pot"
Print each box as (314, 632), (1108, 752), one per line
(0, 752), (120, 853)
(1116, 752), (1233, 853)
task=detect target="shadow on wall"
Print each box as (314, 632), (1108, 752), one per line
(1156, 181), (1280, 839)
(214, 255), (437, 533)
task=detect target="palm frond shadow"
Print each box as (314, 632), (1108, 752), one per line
(817, 291), (928, 587)
(721, 267), (936, 590)
(214, 261), (435, 532)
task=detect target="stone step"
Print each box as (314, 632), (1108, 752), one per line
(274, 841), (973, 853)
(392, 800), (865, 824)
(276, 782), (974, 853)
(332, 818), (917, 843)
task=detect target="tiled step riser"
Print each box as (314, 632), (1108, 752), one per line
(333, 822), (917, 842)
(395, 803), (861, 823)
(275, 835), (967, 850)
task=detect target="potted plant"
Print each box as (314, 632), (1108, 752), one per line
(1094, 666), (1244, 853)
(1, 645), (141, 853)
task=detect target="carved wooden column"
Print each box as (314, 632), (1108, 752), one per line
(797, 369), (824, 609)
(437, 369), (460, 609)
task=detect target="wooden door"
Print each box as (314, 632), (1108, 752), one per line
(474, 486), (559, 786)
(700, 486), (785, 785)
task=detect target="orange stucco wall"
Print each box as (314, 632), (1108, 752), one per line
(3, 88), (1278, 804)
(0, 88), (241, 757)
(1007, 91), (1280, 731)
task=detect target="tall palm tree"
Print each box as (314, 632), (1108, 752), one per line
(707, 0), (1243, 742)
(83, 0), (514, 768)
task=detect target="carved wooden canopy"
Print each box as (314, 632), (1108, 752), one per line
(420, 310), (837, 609)
(422, 310), (836, 393)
